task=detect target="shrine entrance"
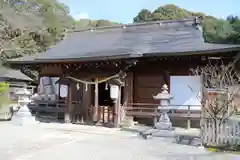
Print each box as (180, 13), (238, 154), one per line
(66, 76), (124, 127)
(71, 82), (84, 123)
(96, 82), (114, 124)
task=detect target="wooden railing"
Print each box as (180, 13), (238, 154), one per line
(203, 118), (240, 146)
(87, 105), (114, 123)
(29, 100), (82, 121)
(125, 103), (201, 128)
(28, 100), (81, 113)
(99, 106), (114, 123)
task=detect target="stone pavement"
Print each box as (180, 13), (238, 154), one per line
(0, 122), (239, 160)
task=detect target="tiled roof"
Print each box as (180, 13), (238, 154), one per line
(0, 67), (32, 81)
(8, 17), (240, 63)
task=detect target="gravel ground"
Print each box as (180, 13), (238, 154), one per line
(0, 122), (239, 160)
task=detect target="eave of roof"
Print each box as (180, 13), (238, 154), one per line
(8, 45), (240, 64)
(0, 67), (33, 81)
(142, 44), (240, 57)
(8, 52), (142, 64)
(6, 17), (240, 64)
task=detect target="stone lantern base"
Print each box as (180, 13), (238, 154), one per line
(153, 112), (175, 137)
(155, 112), (172, 129)
(12, 105), (36, 126)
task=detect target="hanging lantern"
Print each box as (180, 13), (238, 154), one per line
(110, 85), (119, 100)
(105, 83), (108, 90)
(76, 83), (80, 90)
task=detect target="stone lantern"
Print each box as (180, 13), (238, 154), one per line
(153, 84), (173, 130)
(12, 88), (36, 126)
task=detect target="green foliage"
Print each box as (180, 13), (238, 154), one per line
(0, 82), (9, 93)
(133, 9), (153, 22)
(133, 4), (240, 44)
(0, 82), (10, 109)
(0, 0), (119, 64)
(0, 0), (75, 62)
(74, 19), (118, 29)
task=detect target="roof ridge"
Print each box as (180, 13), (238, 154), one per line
(69, 17), (202, 33)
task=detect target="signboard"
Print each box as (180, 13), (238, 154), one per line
(60, 85), (68, 98)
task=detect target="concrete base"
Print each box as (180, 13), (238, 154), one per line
(151, 129), (175, 137)
(155, 121), (172, 130)
(11, 105), (36, 126)
(64, 113), (71, 123)
(152, 112), (175, 137)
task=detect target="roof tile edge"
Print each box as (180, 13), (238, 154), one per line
(69, 17), (202, 33)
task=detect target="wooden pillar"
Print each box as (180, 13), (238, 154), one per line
(107, 106), (110, 122)
(187, 105), (191, 129)
(65, 84), (72, 123)
(200, 75), (206, 144)
(113, 85), (122, 127)
(117, 86), (122, 126)
(58, 81), (61, 101)
(113, 99), (118, 127)
(126, 73), (133, 107)
(123, 72), (133, 121)
(93, 81), (99, 122)
(82, 83), (91, 121)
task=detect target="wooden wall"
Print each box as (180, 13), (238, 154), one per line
(129, 59), (200, 125)
(131, 60), (191, 105)
(133, 74), (164, 104)
(40, 65), (63, 76)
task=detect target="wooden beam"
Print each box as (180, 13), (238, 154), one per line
(125, 72), (133, 108)
(117, 86), (122, 126)
(113, 99), (118, 127)
(93, 80), (99, 122)
(82, 83), (92, 121)
(65, 84), (72, 123)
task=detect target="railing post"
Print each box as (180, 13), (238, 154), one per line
(187, 105), (191, 129)
(153, 107), (157, 127)
(93, 82), (99, 122)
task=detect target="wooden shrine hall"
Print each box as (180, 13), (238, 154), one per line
(8, 17), (240, 127)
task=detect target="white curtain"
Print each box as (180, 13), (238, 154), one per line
(170, 76), (201, 110)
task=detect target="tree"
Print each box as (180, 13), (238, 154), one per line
(74, 19), (118, 29)
(191, 60), (240, 121)
(225, 16), (240, 44)
(190, 59), (240, 145)
(133, 9), (153, 22)
(133, 4), (240, 44)
(0, 0), (74, 63)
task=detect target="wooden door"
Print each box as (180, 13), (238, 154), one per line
(71, 83), (84, 122)
(133, 74), (164, 108)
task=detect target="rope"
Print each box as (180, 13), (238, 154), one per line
(66, 74), (120, 91)
(65, 61), (137, 91)
(66, 74), (119, 85)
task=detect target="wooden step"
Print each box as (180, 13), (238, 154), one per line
(120, 116), (138, 127)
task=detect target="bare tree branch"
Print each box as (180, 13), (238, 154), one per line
(191, 59), (240, 122)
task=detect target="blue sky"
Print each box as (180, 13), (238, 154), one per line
(58, 0), (238, 23)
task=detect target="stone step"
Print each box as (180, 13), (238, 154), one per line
(122, 116), (134, 121)
(120, 119), (138, 127)
(0, 107), (13, 121)
(0, 112), (13, 121)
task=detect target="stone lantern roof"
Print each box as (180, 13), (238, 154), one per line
(153, 84), (173, 100)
